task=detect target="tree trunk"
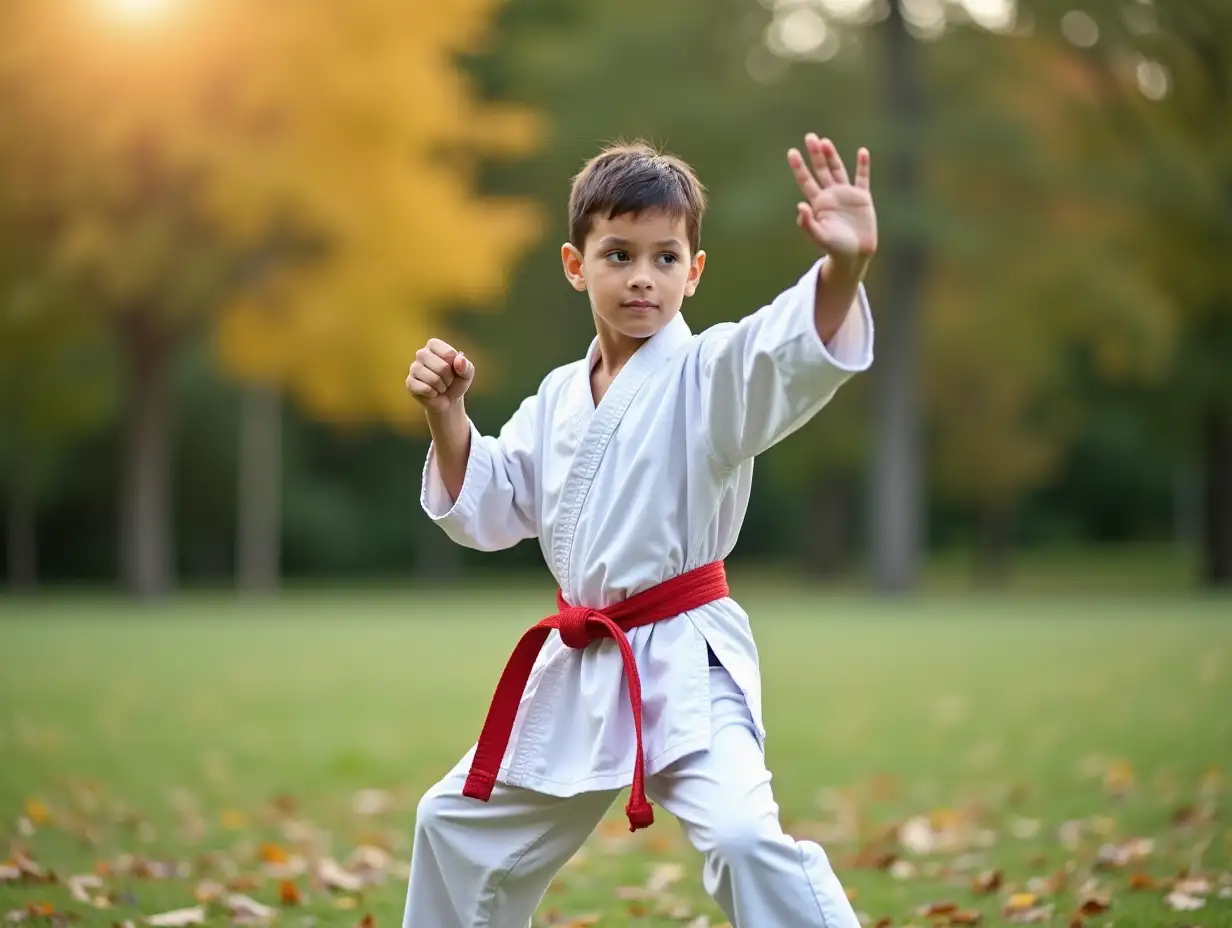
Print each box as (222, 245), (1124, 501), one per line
(807, 476), (850, 578)
(870, 0), (928, 593)
(6, 461), (37, 589)
(237, 383), (282, 593)
(973, 502), (1014, 588)
(1200, 403), (1232, 587)
(119, 319), (175, 599)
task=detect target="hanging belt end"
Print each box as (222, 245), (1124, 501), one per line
(625, 796), (654, 831)
(462, 770), (497, 802)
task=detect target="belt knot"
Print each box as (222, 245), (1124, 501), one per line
(558, 607), (607, 649)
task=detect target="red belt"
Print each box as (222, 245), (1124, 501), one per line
(462, 561), (730, 831)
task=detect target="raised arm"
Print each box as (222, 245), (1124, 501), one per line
(701, 133), (878, 467)
(408, 338), (540, 551)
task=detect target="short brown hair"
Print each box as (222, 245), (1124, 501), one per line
(568, 140), (707, 255)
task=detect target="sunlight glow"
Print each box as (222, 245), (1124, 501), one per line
(98, 0), (175, 22)
(1061, 10), (1099, 47)
(959, 0), (1016, 33)
(1136, 59), (1169, 100)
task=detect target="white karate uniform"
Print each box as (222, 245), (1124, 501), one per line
(405, 258), (874, 928)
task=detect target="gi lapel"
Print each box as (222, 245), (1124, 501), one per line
(551, 315), (693, 593)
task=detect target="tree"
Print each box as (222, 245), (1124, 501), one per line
(0, 289), (115, 589)
(1, 0), (541, 596)
(1023, 0), (1232, 585)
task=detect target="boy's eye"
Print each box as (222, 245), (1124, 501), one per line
(659, 253), (679, 265)
(606, 250), (630, 262)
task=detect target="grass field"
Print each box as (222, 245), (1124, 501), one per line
(2, 584), (1230, 927)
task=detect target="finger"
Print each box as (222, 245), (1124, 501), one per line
(406, 377), (437, 399)
(452, 351), (473, 378)
(797, 203), (829, 249)
(823, 137), (850, 186)
(425, 337), (458, 363)
(787, 148), (823, 205)
(411, 359), (450, 394)
(854, 147), (871, 190)
(805, 134), (837, 188)
(417, 347), (455, 385)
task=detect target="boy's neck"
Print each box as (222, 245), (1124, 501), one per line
(591, 319), (648, 379)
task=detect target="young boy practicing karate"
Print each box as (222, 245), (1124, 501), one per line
(403, 133), (878, 928)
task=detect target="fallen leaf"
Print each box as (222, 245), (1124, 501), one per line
(1004, 893), (1038, 912)
(1166, 891), (1205, 911)
(645, 862), (684, 893)
(226, 894), (276, 921)
(950, 911), (982, 925)
(889, 860), (916, 880)
(193, 881), (225, 904)
(972, 869), (1002, 894)
(899, 817), (935, 855)
(145, 907), (206, 927)
(219, 810), (247, 830)
(316, 858), (362, 893)
(280, 881), (301, 905)
(1006, 905), (1053, 924)
(0, 866), (21, 883)
(67, 875), (104, 904)
(1173, 876), (1212, 895)
(1076, 892), (1110, 916)
(257, 844), (287, 864)
(351, 790), (393, 816)
(1104, 761), (1134, 796)
(914, 901), (957, 917)
(1128, 872), (1157, 890)
(23, 800), (50, 826)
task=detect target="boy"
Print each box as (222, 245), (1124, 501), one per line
(403, 133), (876, 928)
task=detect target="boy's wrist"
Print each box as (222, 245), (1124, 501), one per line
(426, 403), (469, 444)
(823, 252), (871, 287)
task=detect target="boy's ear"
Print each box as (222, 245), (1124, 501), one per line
(561, 243), (587, 291)
(684, 250), (706, 298)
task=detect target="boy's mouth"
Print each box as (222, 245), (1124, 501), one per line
(622, 300), (657, 309)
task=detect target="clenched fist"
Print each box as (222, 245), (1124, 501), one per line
(406, 338), (475, 414)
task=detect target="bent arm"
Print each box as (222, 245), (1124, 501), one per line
(420, 393), (540, 551)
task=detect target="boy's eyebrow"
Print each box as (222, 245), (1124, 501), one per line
(596, 235), (686, 249)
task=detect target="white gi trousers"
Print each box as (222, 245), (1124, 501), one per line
(401, 668), (858, 928)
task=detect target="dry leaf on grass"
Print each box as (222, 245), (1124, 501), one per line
(146, 906), (206, 927)
(315, 858), (363, 893)
(1166, 891), (1205, 911)
(645, 862), (684, 893)
(972, 868), (1002, 893)
(66, 875), (103, 904)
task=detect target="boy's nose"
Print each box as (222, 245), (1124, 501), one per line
(629, 266), (654, 289)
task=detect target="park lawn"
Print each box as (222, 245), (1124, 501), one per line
(1, 586), (1230, 927)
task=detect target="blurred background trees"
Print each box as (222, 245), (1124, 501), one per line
(1, 0), (1227, 597)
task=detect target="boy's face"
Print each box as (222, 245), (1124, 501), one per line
(561, 210), (705, 343)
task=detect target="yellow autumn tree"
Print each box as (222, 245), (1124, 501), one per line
(2, 0), (541, 596)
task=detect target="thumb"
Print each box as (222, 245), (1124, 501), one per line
(453, 352), (474, 379)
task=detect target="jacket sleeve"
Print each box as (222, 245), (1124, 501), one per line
(419, 392), (540, 551)
(699, 257), (874, 467)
